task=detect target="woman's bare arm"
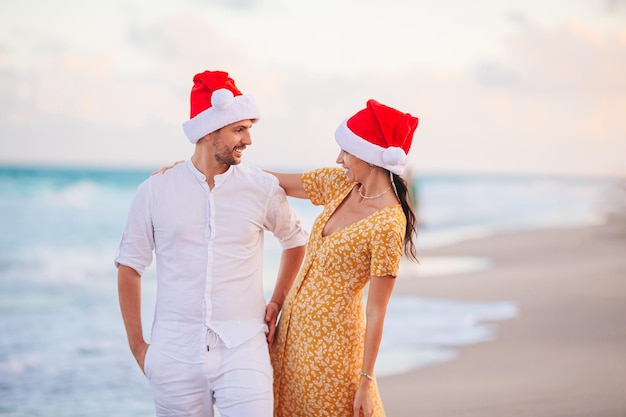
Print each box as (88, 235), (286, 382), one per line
(353, 275), (396, 416)
(265, 171), (309, 199)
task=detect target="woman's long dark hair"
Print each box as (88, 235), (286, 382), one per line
(392, 173), (418, 262)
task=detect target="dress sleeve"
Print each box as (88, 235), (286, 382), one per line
(369, 210), (405, 278)
(302, 167), (350, 206)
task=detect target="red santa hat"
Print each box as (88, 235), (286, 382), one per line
(334, 99), (419, 175)
(182, 70), (261, 144)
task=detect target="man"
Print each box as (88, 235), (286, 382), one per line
(115, 70), (308, 417)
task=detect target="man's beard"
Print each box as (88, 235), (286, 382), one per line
(213, 142), (240, 166)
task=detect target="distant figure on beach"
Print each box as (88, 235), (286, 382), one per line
(114, 70), (307, 416)
(268, 99), (419, 417)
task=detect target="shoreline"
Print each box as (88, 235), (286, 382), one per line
(379, 220), (626, 417)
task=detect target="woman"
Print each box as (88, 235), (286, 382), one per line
(268, 99), (419, 417)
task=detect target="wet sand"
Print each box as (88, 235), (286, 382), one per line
(379, 220), (626, 417)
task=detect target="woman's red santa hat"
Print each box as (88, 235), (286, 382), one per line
(335, 99), (418, 175)
(182, 70), (261, 144)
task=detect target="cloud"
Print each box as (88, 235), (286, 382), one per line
(125, 14), (241, 62)
(464, 19), (626, 176)
(472, 61), (521, 88)
(194, 0), (263, 10)
(604, 0), (626, 13)
(1, 1), (624, 177)
(506, 20), (626, 94)
(0, 110), (189, 169)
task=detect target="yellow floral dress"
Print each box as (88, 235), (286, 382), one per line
(271, 167), (406, 417)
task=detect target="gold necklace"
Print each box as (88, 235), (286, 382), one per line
(358, 185), (392, 202)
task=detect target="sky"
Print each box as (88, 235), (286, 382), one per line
(0, 0), (625, 177)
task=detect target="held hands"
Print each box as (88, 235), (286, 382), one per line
(264, 300), (282, 348)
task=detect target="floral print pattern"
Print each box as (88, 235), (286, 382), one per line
(271, 167), (405, 417)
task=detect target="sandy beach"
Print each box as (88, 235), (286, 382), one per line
(379, 219), (626, 417)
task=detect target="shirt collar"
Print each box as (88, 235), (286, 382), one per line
(186, 159), (235, 187)
(186, 160), (206, 184)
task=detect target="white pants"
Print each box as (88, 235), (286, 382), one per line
(144, 330), (273, 417)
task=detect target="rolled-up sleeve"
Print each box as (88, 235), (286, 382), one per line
(114, 179), (154, 276)
(264, 183), (308, 250)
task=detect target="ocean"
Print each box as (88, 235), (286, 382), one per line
(0, 164), (620, 416)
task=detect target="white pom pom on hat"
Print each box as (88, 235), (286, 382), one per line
(182, 70), (261, 144)
(211, 88), (234, 109)
(334, 99), (418, 175)
(382, 146), (407, 166)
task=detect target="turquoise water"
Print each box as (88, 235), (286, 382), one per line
(0, 165), (618, 416)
